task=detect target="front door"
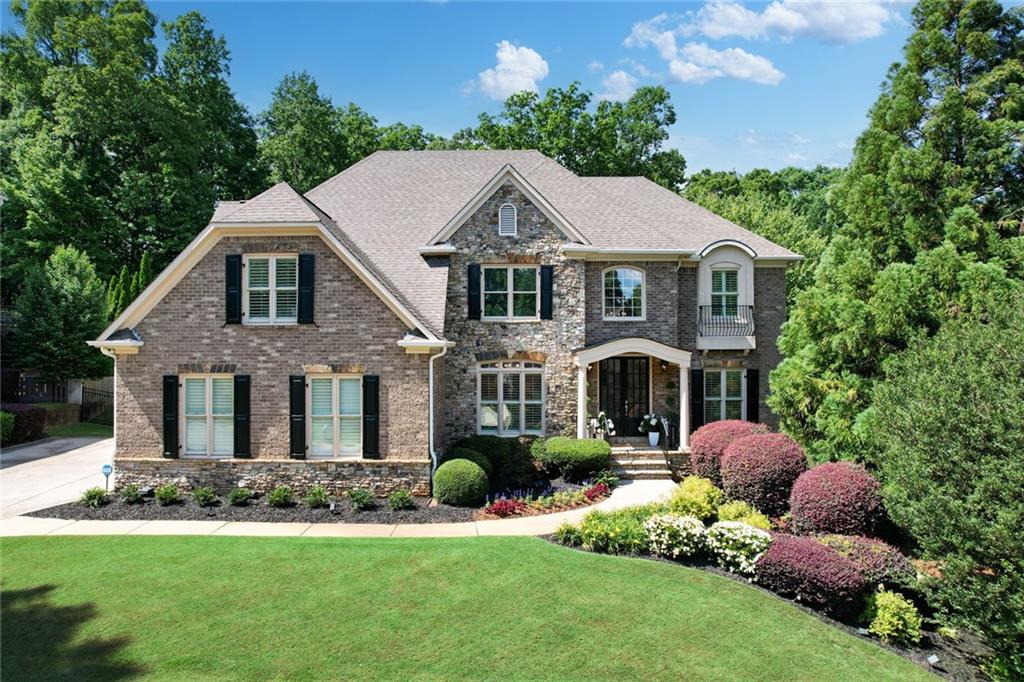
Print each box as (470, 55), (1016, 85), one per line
(599, 357), (649, 437)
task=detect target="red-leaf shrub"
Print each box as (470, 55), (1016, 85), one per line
(584, 482), (609, 501)
(755, 534), (867, 619)
(789, 462), (883, 536)
(0, 403), (46, 444)
(720, 433), (807, 516)
(818, 535), (916, 589)
(689, 420), (769, 484)
(486, 498), (528, 517)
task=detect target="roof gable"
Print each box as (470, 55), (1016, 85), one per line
(213, 182), (322, 224)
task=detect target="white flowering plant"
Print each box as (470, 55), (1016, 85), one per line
(589, 411), (616, 437)
(639, 414), (660, 434)
(705, 521), (772, 575)
(644, 514), (706, 559)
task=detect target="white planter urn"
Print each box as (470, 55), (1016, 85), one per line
(648, 431), (660, 447)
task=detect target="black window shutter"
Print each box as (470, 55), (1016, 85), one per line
(363, 375), (380, 458)
(298, 253), (315, 324)
(234, 375), (251, 457)
(689, 369), (704, 434)
(467, 263), (481, 320)
(289, 375), (306, 459)
(540, 265), (554, 319)
(746, 369), (760, 423)
(225, 255), (242, 324)
(162, 375), (179, 458)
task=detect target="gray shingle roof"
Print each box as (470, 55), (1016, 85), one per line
(213, 182), (323, 224)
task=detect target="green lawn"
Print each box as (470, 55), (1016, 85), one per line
(1, 536), (933, 681)
(43, 422), (113, 438)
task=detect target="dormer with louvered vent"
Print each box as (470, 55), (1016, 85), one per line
(498, 203), (517, 237)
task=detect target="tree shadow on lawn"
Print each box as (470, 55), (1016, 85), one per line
(1, 584), (146, 681)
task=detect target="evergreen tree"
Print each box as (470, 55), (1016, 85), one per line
(137, 252), (154, 291)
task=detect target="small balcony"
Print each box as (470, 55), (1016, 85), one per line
(697, 305), (756, 351)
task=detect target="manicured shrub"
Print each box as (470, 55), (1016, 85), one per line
(486, 498), (528, 517)
(119, 484), (142, 505)
(446, 448), (492, 478)
(267, 485), (293, 508)
(716, 500), (771, 531)
(154, 484), (180, 506)
(577, 505), (662, 555)
(534, 437), (611, 480)
(755, 534), (867, 619)
(388, 489), (415, 511)
(789, 462), (883, 536)
(644, 514), (706, 559)
(304, 485), (330, 509)
(862, 588), (922, 645)
(818, 535), (915, 589)
(720, 433), (806, 517)
(80, 486), (109, 508)
(346, 488), (375, 510)
(529, 437), (547, 461)
(452, 435), (515, 473)
(0, 403), (46, 444)
(689, 420), (769, 484)
(705, 521), (772, 574)
(433, 459), (488, 507)
(667, 476), (723, 521)
(227, 488), (251, 506)
(191, 486), (217, 507)
(0, 411), (14, 444)
(554, 522), (583, 547)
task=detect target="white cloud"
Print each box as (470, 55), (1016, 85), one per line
(738, 129), (760, 145)
(689, 1), (893, 44)
(624, 14), (680, 60)
(785, 151), (808, 162)
(587, 60), (605, 73)
(791, 134), (810, 145)
(474, 41), (549, 101)
(598, 70), (639, 101)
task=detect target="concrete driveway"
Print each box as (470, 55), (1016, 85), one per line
(1, 438), (113, 519)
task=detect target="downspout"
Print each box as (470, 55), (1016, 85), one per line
(428, 345), (448, 477)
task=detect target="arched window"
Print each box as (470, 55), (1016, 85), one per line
(498, 203), (517, 236)
(602, 267), (645, 320)
(477, 361), (544, 435)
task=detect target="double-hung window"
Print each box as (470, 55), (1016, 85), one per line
(710, 269), (739, 318)
(603, 267), (645, 320)
(478, 361), (544, 435)
(308, 375), (362, 458)
(704, 370), (744, 423)
(244, 255), (298, 324)
(182, 375), (234, 457)
(482, 265), (538, 320)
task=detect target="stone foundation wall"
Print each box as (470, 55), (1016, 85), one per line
(114, 457), (432, 497)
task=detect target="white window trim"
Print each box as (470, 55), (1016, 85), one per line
(242, 253), (298, 326)
(481, 264), (540, 321)
(179, 374), (234, 459)
(710, 268), (740, 319)
(476, 361), (545, 436)
(698, 245), (754, 309)
(305, 374), (363, 460)
(601, 266), (647, 321)
(498, 203), (517, 237)
(704, 369), (746, 422)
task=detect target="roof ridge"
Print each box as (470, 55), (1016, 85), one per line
(573, 174), (687, 247)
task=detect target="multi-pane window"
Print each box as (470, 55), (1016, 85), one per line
(478, 361), (544, 435)
(603, 267), (645, 319)
(308, 376), (362, 458)
(182, 376), (233, 457)
(244, 255), (298, 324)
(711, 269), (739, 318)
(704, 370), (744, 423)
(482, 265), (538, 319)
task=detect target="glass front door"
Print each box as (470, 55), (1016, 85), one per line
(599, 357), (649, 437)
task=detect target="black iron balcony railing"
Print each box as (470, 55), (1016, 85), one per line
(698, 305), (755, 337)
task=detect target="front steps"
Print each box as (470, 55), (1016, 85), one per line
(609, 444), (678, 481)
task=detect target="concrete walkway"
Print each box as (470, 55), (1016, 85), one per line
(1, 438), (113, 519)
(1, 479), (677, 538)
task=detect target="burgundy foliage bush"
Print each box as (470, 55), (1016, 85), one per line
(817, 535), (915, 589)
(755, 534), (867, 620)
(0, 403), (46, 444)
(485, 498), (528, 517)
(789, 462), (883, 536)
(689, 420), (769, 484)
(584, 482), (610, 501)
(720, 433), (807, 517)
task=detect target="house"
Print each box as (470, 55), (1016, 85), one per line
(89, 151), (800, 495)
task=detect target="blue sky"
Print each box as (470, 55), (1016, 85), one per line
(6, 1), (918, 173)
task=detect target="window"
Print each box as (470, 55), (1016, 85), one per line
(710, 269), (739, 318)
(182, 375), (233, 457)
(478, 361), (544, 435)
(482, 265), (538, 319)
(498, 203), (517, 236)
(704, 370), (744, 423)
(603, 267), (645, 320)
(308, 375), (362, 458)
(244, 255), (298, 324)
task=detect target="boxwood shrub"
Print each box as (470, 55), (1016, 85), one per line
(755, 534), (867, 620)
(689, 420), (769, 485)
(445, 447), (492, 478)
(452, 435), (515, 473)
(533, 436), (611, 480)
(790, 462), (883, 536)
(720, 433), (806, 517)
(0, 403), (46, 444)
(0, 411), (14, 444)
(433, 459), (488, 507)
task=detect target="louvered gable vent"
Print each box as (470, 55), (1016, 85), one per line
(498, 203), (517, 236)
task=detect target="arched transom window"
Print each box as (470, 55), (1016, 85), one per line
(478, 361), (544, 435)
(603, 267), (645, 320)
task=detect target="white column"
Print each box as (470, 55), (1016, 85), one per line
(679, 365), (690, 450)
(577, 363), (588, 438)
